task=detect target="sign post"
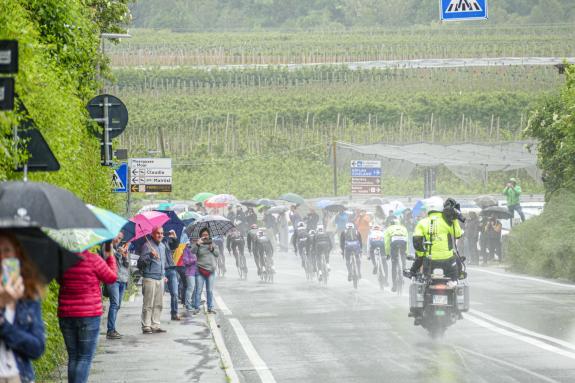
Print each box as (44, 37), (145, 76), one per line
(440, 0), (488, 21)
(351, 160), (382, 196)
(128, 158), (172, 193)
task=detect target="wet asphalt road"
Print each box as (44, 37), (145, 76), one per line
(213, 250), (575, 383)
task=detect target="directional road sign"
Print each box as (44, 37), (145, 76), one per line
(129, 158), (172, 193)
(0, 78), (14, 111)
(0, 40), (18, 74)
(112, 162), (128, 193)
(441, 0), (488, 21)
(351, 160), (382, 196)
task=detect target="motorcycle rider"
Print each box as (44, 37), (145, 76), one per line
(226, 228), (246, 273)
(409, 197), (463, 281)
(313, 226), (333, 281)
(246, 224), (262, 275)
(368, 224), (386, 278)
(384, 218), (408, 292)
(340, 222), (362, 281)
(255, 229), (275, 274)
(292, 221), (310, 268)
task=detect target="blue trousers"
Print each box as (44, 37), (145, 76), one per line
(106, 281), (127, 333)
(59, 316), (101, 383)
(165, 268), (179, 316)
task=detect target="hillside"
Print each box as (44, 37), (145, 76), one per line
(130, 0), (575, 31)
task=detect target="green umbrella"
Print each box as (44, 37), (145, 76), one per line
(278, 193), (305, 205)
(180, 211), (202, 220)
(192, 192), (216, 203)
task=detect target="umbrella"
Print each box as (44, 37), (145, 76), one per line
(192, 192), (216, 203)
(256, 198), (276, 207)
(475, 195), (499, 209)
(480, 206), (512, 220)
(0, 219), (80, 282)
(155, 210), (185, 241)
(0, 181), (104, 229)
(278, 193), (305, 205)
(158, 202), (175, 211)
(364, 197), (389, 205)
(204, 194), (239, 208)
(267, 205), (290, 214)
(324, 204), (346, 213)
(87, 205), (128, 236)
(316, 199), (335, 209)
(123, 211), (170, 242)
(180, 211), (202, 221)
(241, 199), (260, 208)
(185, 215), (235, 239)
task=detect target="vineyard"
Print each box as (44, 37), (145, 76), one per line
(107, 26), (564, 199)
(108, 25), (575, 67)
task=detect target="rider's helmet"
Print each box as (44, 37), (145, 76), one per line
(250, 224), (258, 229)
(317, 226), (324, 234)
(297, 222), (306, 229)
(424, 196), (444, 213)
(345, 222), (354, 230)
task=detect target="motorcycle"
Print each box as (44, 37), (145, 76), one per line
(404, 256), (469, 339)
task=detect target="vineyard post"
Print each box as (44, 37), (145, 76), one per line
(332, 137), (337, 196)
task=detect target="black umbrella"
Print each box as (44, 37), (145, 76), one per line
(0, 181), (104, 229)
(0, 220), (81, 283)
(474, 195), (499, 209)
(185, 215), (235, 239)
(256, 198), (276, 207)
(480, 206), (512, 220)
(324, 203), (346, 213)
(241, 199), (260, 208)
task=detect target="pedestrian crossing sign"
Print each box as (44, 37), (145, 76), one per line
(441, 0), (488, 21)
(112, 162), (128, 193)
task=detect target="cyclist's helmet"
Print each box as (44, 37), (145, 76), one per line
(309, 230), (316, 236)
(250, 224), (258, 229)
(345, 222), (354, 229)
(297, 222), (306, 229)
(257, 230), (265, 237)
(317, 226), (324, 233)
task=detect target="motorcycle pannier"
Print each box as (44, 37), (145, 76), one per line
(456, 283), (470, 312)
(409, 281), (425, 309)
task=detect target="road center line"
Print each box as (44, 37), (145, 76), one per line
(228, 318), (278, 383)
(469, 309), (575, 352)
(469, 267), (575, 289)
(465, 314), (575, 361)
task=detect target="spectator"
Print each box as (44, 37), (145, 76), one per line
(464, 212), (480, 265)
(138, 226), (168, 334)
(355, 210), (371, 251)
(246, 208), (258, 227)
(278, 212), (290, 252)
(483, 216), (503, 264)
(0, 232), (46, 383)
(263, 210), (278, 247)
(226, 206), (236, 222)
(503, 178), (525, 222)
(374, 205), (387, 227)
(235, 206), (247, 236)
(334, 210), (348, 245)
(163, 230), (180, 321)
(105, 232), (130, 340)
(192, 228), (219, 314)
(181, 240), (197, 314)
(289, 205), (301, 228)
(58, 246), (117, 383)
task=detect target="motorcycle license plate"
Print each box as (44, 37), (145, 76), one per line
(433, 295), (448, 305)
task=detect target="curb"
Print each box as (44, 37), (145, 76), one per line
(206, 313), (241, 383)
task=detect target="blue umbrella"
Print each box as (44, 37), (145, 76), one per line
(155, 210), (185, 241)
(412, 200), (426, 218)
(316, 199), (335, 209)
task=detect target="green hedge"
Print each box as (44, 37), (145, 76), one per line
(505, 189), (575, 281)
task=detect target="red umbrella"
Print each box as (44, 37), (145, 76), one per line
(204, 194), (239, 208)
(124, 211), (170, 242)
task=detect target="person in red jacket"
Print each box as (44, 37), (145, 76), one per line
(58, 246), (117, 383)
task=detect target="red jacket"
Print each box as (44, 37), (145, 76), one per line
(58, 250), (117, 318)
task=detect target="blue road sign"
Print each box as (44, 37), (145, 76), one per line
(112, 162), (128, 193)
(351, 168), (382, 177)
(441, 0), (488, 21)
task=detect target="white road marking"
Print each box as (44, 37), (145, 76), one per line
(469, 267), (575, 289)
(206, 312), (241, 383)
(229, 318), (278, 383)
(214, 293), (233, 316)
(469, 309), (575, 352)
(455, 346), (561, 383)
(465, 314), (575, 361)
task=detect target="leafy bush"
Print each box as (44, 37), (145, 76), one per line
(505, 189), (575, 281)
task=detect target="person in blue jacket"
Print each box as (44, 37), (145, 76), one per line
(0, 232), (46, 383)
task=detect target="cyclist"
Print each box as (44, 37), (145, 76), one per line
(226, 228), (246, 273)
(368, 225), (387, 281)
(255, 229), (275, 274)
(340, 222), (362, 281)
(213, 234), (226, 274)
(384, 218), (408, 292)
(246, 224), (262, 275)
(313, 226), (333, 281)
(292, 221), (310, 268)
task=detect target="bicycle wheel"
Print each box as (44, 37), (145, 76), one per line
(240, 255), (248, 280)
(377, 258), (385, 291)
